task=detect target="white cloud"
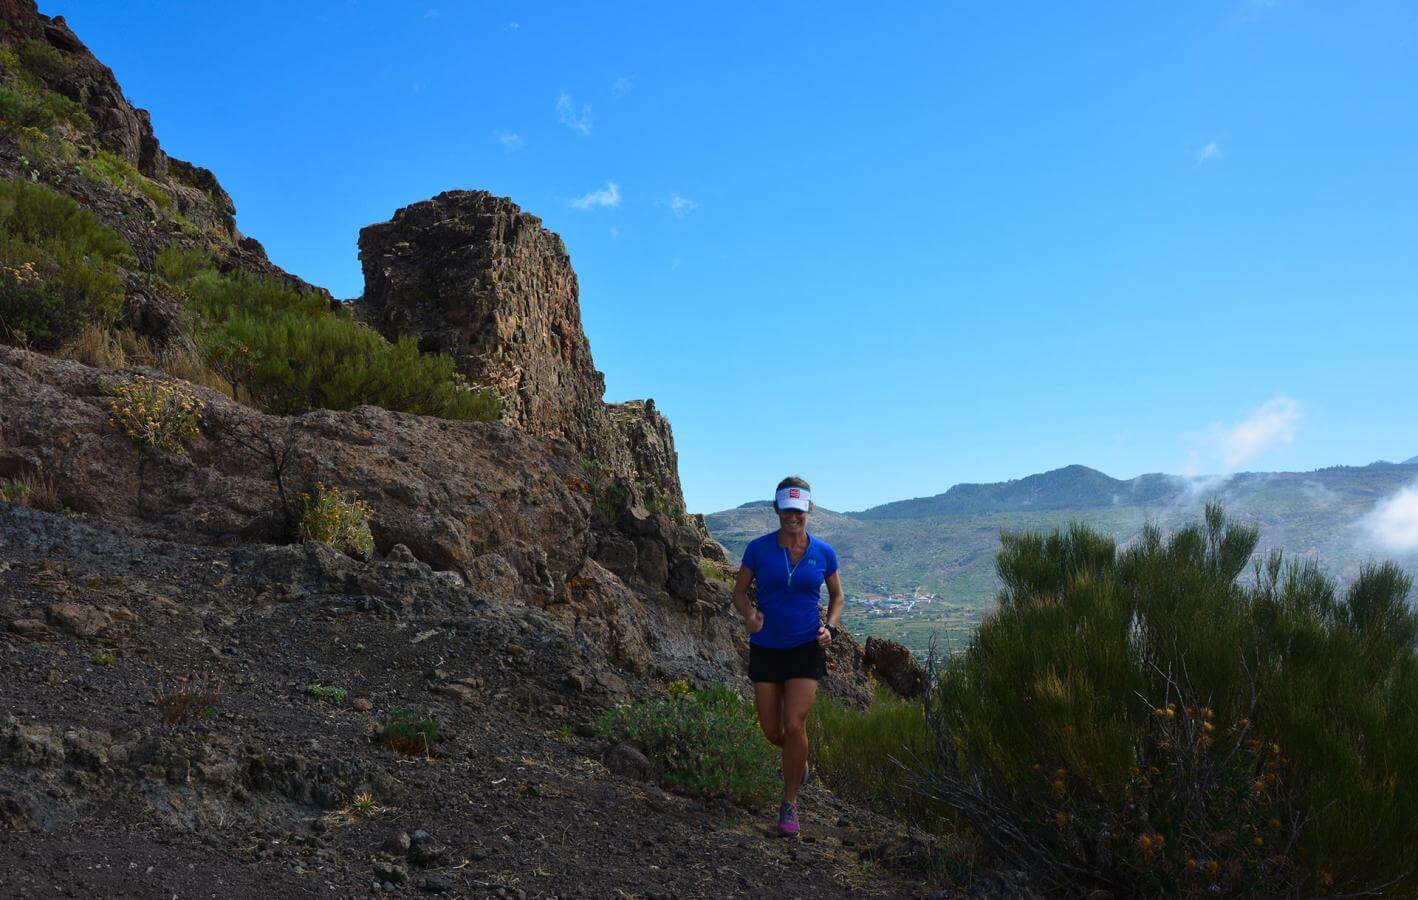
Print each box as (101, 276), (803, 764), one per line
(569, 181), (621, 210)
(610, 226), (621, 238)
(664, 195), (697, 218)
(556, 93), (593, 136)
(611, 76), (634, 97)
(496, 131), (524, 151)
(424, 9), (440, 19)
(1361, 484), (1418, 553)
(1185, 395), (1301, 474)
(1197, 140), (1222, 164)
(506, 21), (520, 31)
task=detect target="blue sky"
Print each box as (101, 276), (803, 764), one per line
(57, 1), (1418, 513)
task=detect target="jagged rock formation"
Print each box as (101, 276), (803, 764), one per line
(356, 190), (688, 519)
(358, 191), (609, 455)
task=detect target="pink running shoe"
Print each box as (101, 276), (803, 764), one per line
(776, 801), (800, 837)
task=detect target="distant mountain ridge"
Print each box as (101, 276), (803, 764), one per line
(705, 458), (1418, 654)
(854, 464), (1185, 518)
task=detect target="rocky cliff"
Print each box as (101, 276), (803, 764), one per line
(0, 0), (328, 336)
(357, 190), (690, 523)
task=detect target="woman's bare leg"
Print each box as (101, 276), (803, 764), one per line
(753, 682), (786, 747)
(781, 678), (818, 804)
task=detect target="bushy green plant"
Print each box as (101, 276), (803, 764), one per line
(378, 709), (439, 755)
(810, 684), (954, 833)
(206, 312), (500, 419)
(306, 683), (347, 701)
(107, 375), (204, 452)
(596, 684), (778, 805)
(297, 483), (374, 556)
(0, 83), (90, 131)
(154, 244), (217, 285)
(160, 256), (500, 421)
(15, 39), (70, 82)
(83, 150), (170, 208)
(918, 504), (1418, 894)
(0, 178), (130, 346)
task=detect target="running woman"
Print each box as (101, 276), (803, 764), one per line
(731, 475), (844, 837)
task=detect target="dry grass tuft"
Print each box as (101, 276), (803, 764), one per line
(154, 668), (223, 725)
(55, 323), (128, 369)
(0, 469), (62, 511)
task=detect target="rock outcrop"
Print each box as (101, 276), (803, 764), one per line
(356, 191), (687, 519)
(864, 636), (926, 699)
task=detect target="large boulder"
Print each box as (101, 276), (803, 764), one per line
(863, 636), (926, 699)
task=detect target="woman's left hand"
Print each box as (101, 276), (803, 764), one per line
(817, 625), (832, 647)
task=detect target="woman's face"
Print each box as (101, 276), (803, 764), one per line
(777, 505), (809, 535)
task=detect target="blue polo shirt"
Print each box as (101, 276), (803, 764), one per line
(741, 532), (839, 649)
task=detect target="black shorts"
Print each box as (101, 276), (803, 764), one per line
(749, 640), (827, 683)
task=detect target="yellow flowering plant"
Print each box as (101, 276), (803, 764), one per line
(297, 483), (375, 557)
(107, 375), (204, 452)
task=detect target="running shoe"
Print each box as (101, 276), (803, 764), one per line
(776, 801), (800, 837)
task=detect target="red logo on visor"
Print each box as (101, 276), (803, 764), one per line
(788, 489), (801, 498)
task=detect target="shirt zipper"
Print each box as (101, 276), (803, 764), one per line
(783, 540), (807, 588)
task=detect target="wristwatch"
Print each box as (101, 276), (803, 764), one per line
(825, 623), (840, 639)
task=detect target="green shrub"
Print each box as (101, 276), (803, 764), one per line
(82, 150), (170, 208)
(206, 311), (500, 420)
(0, 83), (90, 131)
(107, 375), (204, 452)
(596, 684), (778, 805)
(180, 265), (328, 323)
(159, 256), (500, 422)
(91, 650), (115, 666)
(306, 683), (347, 701)
(298, 483), (374, 556)
(154, 244), (217, 285)
(15, 39), (69, 82)
(918, 504), (1418, 895)
(379, 709), (439, 755)
(810, 684), (953, 833)
(0, 178), (130, 347)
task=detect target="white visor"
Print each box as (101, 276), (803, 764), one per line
(775, 487), (811, 511)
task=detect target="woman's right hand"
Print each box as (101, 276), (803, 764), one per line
(745, 608), (764, 633)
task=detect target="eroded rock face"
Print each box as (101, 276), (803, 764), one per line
(355, 191), (692, 520)
(358, 190), (613, 458)
(0, 348), (771, 689)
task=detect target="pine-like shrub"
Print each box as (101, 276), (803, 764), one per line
(0, 178), (130, 346)
(596, 684), (778, 805)
(918, 505), (1418, 895)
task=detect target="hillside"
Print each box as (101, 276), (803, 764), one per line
(0, 4), (936, 896)
(707, 462), (1418, 651)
